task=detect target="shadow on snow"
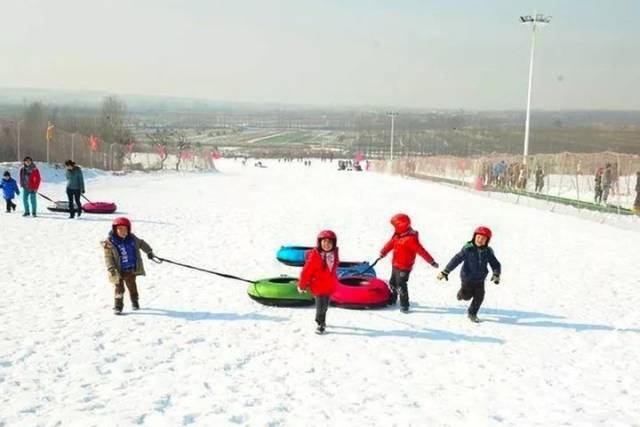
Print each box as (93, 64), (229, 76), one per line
(411, 304), (640, 333)
(329, 324), (505, 344)
(130, 308), (287, 322)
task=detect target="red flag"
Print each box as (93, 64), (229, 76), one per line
(211, 150), (222, 160)
(355, 151), (364, 162)
(89, 135), (99, 151)
(126, 141), (135, 154)
(155, 144), (166, 158)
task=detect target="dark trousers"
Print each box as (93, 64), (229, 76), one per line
(315, 296), (330, 326)
(389, 268), (411, 309)
(67, 189), (82, 217)
(457, 282), (485, 316)
(5, 198), (16, 212)
(114, 272), (138, 309)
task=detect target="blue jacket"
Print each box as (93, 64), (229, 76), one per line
(444, 242), (501, 284)
(0, 178), (20, 199)
(109, 233), (138, 272)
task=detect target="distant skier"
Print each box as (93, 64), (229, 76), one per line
(594, 168), (604, 204)
(0, 171), (20, 212)
(299, 230), (339, 334)
(19, 157), (41, 217)
(534, 165), (544, 193)
(102, 217), (156, 315)
(437, 226), (501, 323)
(634, 171), (640, 212)
(379, 213), (439, 313)
(64, 160), (85, 219)
(602, 163), (613, 203)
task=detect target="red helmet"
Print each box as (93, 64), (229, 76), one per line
(112, 217), (131, 232)
(390, 213), (411, 234)
(473, 226), (492, 241)
(317, 229), (337, 248)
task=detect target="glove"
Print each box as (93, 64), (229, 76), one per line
(147, 252), (156, 260)
(81, 190), (85, 194)
(430, 261), (439, 269)
(491, 274), (500, 285)
(437, 271), (448, 281)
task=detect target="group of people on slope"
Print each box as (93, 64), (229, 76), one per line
(100, 213), (502, 333)
(298, 213), (502, 334)
(0, 157), (86, 218)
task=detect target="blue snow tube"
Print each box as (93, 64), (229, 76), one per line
(337, 261), (376, 278)
(276, 246), (313, 267)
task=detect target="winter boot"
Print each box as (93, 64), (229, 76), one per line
(113, 298), (124, 315)
(131, 298), (140, 310)
(315, 323), (326, 335)
(468, 314), (480, 323)
(31, 213), (37, 217)
(400, 306), (410, 313)
(22, 212), (30, 217)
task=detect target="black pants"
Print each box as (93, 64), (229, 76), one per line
(389, 268), (411, 309)
(457, 282), (485, 316)
(5, 199), (16, 212)
(66, 189), (82, 217)
(315, 296), (330, 326)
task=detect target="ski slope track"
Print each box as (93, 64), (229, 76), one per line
(1, 160), (638, 426)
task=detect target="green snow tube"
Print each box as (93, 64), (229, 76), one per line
(247, 276), (315, 307)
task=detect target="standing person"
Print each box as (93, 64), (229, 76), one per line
(634, 171), (640, 212)
(64, 160), (85, 219)
(534, 165), (545, 193)
(602, 163), (613, 203)
(19, 157), (41, 217)
(379, 213), (439, 313)
(298, 230), (339, 334)
(594, 168), (604, 204)
(437, 226), (501, 323)
(102, 217), (156, 315)
(0, 171), (20, 212)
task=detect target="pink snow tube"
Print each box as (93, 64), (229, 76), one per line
(82, 202), (117, 214)
(330, 276), (391, 309)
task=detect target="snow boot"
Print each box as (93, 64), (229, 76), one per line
(131, 299), (140, 310)
(113, 298), (124, 315)
(31, 213), (37, 217)
(315, 324), (326, 335)
(468, 314), (480, 323)
(22, 212), (30, 217)
(400, 306), (410, 313)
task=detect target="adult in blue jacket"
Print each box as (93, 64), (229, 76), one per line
(64, 160), (85, 219)
(437, 226), (501, 322)
(1, 171), (20, 212)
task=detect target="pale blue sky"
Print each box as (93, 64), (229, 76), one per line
(2, 0), (638, 109)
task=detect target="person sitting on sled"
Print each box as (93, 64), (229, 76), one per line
(299, 230), (339, 334)
(379, 213), (439, 313)
(102, 217), (156, 315)
(437, 226), (501, 323)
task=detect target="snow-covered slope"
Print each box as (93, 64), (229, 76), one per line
(1, 159), (638, 426)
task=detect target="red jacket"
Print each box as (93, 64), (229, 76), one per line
(19, 167), (41, 191)
(380, 229), (434, 271)
(299, 248), (339, 296)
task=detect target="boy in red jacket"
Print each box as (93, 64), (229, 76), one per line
(19, 156), (41, 217)
(380, 213), (439, 313)
(299, 230), (339, 334)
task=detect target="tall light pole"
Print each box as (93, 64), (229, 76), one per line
(11, 120), (23, 161)
(387, 112), (398, 162)
(520, 13), (551, 165)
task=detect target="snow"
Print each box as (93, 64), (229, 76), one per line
(1, 159), (639, 426)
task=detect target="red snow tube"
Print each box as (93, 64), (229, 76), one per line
(82, 202), (117, 214)
(330, 276), (391, 309)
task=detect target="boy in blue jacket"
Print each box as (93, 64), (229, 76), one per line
(437, 226), (501, 323)
(1, 171), (20, 212)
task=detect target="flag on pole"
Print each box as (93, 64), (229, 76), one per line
(46, 121), (55, 141)
(89, 135), (99, 151)
(155, 144), (167, 158)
